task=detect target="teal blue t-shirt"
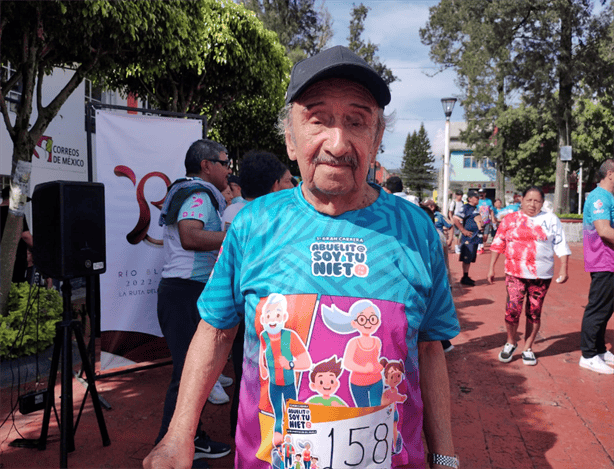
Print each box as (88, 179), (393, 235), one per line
(198, 184), (459, 468)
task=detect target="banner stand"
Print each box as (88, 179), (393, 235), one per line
(83, 102), (207, 385)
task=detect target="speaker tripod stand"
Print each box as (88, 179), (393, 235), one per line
(25, 280), (110, 467)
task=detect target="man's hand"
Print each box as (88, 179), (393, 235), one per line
(143, 432), (195, 469)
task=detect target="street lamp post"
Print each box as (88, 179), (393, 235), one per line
(441, 97), (457, 217)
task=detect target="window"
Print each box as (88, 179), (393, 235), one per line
(464, 154), (496, 169)
(2, 63), (22, 113)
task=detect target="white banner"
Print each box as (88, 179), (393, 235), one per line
(96, 110), (203, 337)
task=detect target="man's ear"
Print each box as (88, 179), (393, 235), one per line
(285, 130), (297, 162)
(200, 158), (210, 175)
(371, 129), (384, 165)
(271, 180), (282, 193)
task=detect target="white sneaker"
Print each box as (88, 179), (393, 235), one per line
(598, 350), (614, 365)
(217, 373), (233, 388)
(579, 356), (614, 375)
(208, 380), (230, 404)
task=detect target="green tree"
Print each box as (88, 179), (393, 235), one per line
(496, 102), (558, 189)
(571, 95), (614, 188)
(241, 0), (333, 63)
(347, 3), (398, 86)
(104, 1), (291, 122)
(102, 0), (292, 169)
(421, 0), (612, 212)
(400, 124), (436, 198)
(0, 0), (164, 316)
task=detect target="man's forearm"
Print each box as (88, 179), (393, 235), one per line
(419, 341), (455, 462)
(168, 320), (238, 436)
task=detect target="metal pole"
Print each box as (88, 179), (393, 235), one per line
(578, 164), (583, 215)
(442, 117), (451, 216)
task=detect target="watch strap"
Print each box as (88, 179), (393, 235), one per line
(428, 453), (460, 468)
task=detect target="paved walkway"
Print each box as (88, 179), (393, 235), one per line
(0, 242), (612, 468)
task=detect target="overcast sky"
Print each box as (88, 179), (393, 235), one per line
(324, 0), (463, 172)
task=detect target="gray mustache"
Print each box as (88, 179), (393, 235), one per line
(313, 154), (358, 168)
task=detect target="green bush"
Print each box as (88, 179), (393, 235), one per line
(0, 282), (63, 360)
(559, 213), (582, 220)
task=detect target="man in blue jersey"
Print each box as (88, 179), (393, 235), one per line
(154, 139), (232, 467)
(145, 46), (460, 469)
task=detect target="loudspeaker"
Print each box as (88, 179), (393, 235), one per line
(32, 181), (106, 279)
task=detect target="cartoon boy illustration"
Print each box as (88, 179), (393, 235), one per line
(306, 356), (347, 407)
(294, 454), (303, 469)
(322, 299), (384, 407)
(259, 293), (312, 444)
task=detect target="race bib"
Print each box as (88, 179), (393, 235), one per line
(282, 400), (395, 469)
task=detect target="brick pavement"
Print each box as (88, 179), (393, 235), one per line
(0, 242), (612, 468)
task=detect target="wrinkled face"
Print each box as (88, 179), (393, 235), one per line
(260, 301), (288, 335)
(310, 371), (340, 397)
(351, 305), (380, 336)
(521, 190), (543, 217)
(285, 78), (383, 203)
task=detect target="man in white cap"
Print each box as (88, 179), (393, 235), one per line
(144, 46), (460, 469)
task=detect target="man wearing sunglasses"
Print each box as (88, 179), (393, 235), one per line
(154, 138), (232, 467)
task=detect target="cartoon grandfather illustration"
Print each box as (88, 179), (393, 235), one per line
(259, 293), (312, 445)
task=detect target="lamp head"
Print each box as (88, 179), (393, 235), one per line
(441, 97), (457, 118)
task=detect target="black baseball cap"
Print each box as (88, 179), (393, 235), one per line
(467, 190), (479, 198)
(285, 46), (391, 108)
(227, 175), (240, 185)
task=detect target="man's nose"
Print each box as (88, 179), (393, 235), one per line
(323, 126), (351, 156)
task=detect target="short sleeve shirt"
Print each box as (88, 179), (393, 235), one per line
(458, 203), (481, 244)
(490, 210), (571, 278)
(197, 185), (459, 468)
(160, 191), (222, 282)
(477, 199), (494, 224)
(583, 186), (614, 272)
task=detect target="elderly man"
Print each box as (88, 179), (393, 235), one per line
(144, 46), (459, 469)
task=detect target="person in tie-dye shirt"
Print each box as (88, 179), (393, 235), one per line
(487, 186), (570, 366)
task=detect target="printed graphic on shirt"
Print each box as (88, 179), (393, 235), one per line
(255, 294), (409, 468)
(277, 401), (395, 469)
(310, 237), (368, 278)
(491, 210), (570, 278)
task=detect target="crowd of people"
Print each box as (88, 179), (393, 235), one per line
(137, 45), (614, 469)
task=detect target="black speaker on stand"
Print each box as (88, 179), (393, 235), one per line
(21, 180), (111, 468)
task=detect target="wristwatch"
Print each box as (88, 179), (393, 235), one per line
(427, 453), (460, 468)
(289, 360), (295, 370)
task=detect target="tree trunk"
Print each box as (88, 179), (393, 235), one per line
(0, 211), (23, 316)
(554, 0), (573, 215)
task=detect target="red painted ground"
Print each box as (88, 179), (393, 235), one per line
(0, 242), (612, 468)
